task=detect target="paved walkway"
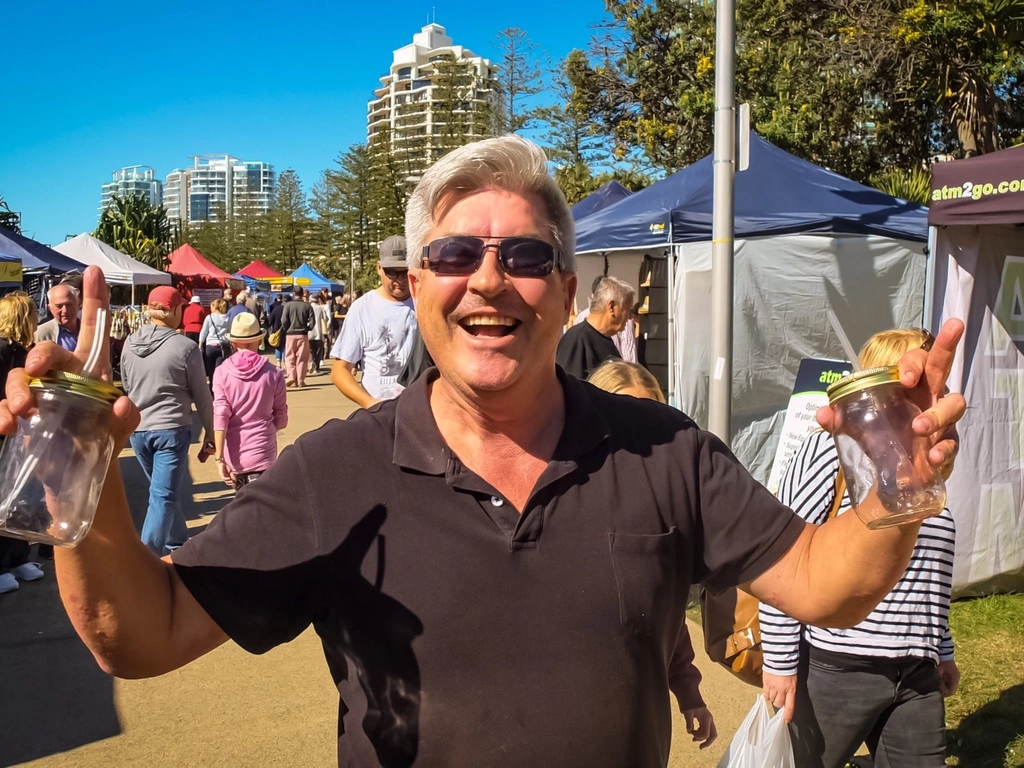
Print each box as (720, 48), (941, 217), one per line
(0, 361), (755, 767)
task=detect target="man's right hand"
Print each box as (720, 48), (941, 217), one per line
(0, 266), (140, 446)
(762, 671), (797, 723)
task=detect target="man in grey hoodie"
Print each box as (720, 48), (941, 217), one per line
(121, 286), (214, 556)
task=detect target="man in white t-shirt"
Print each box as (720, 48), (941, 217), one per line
(330, 236), (417, 407)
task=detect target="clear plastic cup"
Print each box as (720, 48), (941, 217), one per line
(0, 371), (120, 547)
(827, 366), (946, 529)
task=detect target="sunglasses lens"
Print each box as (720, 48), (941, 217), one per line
(502, 238), (556, 277)
(384, 268), (407, 280)
(428, 237), (483, 275)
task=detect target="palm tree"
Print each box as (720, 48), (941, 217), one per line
(95, 194), (173, 268)
(0, 195), (21, 234)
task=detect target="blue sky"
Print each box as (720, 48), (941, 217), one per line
(1, 0), (606, 246)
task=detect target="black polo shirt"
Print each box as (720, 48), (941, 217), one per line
(556, 320), (621, 380)
(172, 369), (804, 767)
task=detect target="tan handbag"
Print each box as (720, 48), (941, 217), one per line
(700, 470), (847, 687)
(268, 329), (282, 348)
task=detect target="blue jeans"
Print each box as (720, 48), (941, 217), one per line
(130, 426), (191, 556)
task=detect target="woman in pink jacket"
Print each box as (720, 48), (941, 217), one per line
(212, 313), (289, 489)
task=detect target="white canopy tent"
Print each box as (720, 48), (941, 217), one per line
(54, 234), (171, 287)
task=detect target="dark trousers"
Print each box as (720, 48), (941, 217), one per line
(790, 649), (946, 768)
(0, 536), (30, 572)
(310, 339), (324, 372)
(202, 343), (226, 386)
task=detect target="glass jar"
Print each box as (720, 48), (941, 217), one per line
(827, 366), (946, 529)
(0, 372), (119, 547)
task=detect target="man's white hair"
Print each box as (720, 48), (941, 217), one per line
(405, 136), (576, 273)
(236, 290), (249, 304)
(590, 276), (635, 313)
(47, 283), (79, 304)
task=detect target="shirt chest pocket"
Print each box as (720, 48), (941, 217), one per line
(609, 528), (680, 637)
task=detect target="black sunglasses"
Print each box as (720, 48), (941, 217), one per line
(422, 236), (566, 277)
(910, 327), (936, 352)
(382, 267), (408, 280)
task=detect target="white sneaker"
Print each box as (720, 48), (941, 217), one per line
(11, 562), (44, 581)
(0, 572), (18, 593)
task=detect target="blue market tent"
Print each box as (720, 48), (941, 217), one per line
(0, 227), (86, 274)
(571, 134), (930, 489)
(571, 180), (633, 221)
(575, 134), (928, 253)
(286, 263), (344, 294)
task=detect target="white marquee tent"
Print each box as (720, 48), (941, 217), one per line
(54, 234), (171, 286)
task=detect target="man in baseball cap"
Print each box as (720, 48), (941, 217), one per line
(147, 286), (185, 312)
(120, 284), (214, 556)
(330, 234), (417, 407)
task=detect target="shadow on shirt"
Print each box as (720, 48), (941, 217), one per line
(316, 504), (423, 768)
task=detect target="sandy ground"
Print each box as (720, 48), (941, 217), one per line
(0, 361), (755, 767)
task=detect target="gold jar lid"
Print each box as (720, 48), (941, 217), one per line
(29, 371), (121, 404)
(826, 365), (901, 404)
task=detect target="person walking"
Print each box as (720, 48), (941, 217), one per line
(281, 288), (314, 387)
(212, 313), (288, 490)
(227, 291), (253, 323)
(330, 236), (416, 406)
(574, 277), (639, 364)
(307, 295), (330, 375)
(760, 329), (959, 768)
(199, 298), (231, 387)
(0, 294), (44, 594)
(3, 139), (965, 767)
(266, 294), (285, 367)
(182, 295), (208, 344)
(120, 286), (214, 556)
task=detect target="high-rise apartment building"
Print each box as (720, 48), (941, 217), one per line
(367, 23), (501, 181)
(100, 165), (163, 213)
(163, 155), (276, 225)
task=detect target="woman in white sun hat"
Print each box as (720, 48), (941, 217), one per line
(211, 313), (289, 490)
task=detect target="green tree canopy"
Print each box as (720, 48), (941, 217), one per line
(94, 193), (173, 269)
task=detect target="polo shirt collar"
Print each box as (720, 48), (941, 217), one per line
(393, 366), (610, 478)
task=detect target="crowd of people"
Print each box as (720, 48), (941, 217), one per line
(0, 134), (969, 768)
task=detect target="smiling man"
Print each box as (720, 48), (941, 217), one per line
(1, 136), (967, 768)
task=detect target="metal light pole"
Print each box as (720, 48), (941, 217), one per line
(708, 0), (737, 443)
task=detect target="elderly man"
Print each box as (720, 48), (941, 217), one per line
(557, 275), (634, 380)
(35, 283), (80, 351)
(0, 136), (965, 768)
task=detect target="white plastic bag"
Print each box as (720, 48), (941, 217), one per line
(716, 696), (795, 768)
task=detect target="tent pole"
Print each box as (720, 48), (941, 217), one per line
(709, 0), (736, 443)
(923, 227), (937, 332)
(667, 246), (676, 407)
(131, 284), (135, 307)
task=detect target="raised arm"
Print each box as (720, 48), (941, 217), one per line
(0, 268), (227, 678)
(748, 319), (966, 628)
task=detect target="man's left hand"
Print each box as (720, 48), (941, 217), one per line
(939, 660), (960, 697)
(817, 318), (966, 472)
(681, 706), (717, 749)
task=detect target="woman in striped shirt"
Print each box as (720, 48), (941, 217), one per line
(759, 328), (959, 768)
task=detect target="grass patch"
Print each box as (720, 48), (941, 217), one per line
(945, 593), (1024, 768)
(688, 590), (1024, 766)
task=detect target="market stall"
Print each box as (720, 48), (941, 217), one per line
(928, 145), (1024, 595)
(53, 234), (171, 287)
(166, 244), (244, 304)
(286, 263), (344, 295)
(575, 134), (929, 484)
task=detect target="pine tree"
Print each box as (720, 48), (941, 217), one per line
(266, 170), (310, 272)
(495, 28), (546, 134)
